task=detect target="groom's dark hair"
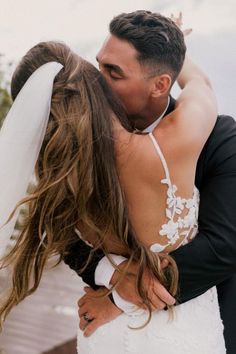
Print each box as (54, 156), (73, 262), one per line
(109, 10), (186, 82)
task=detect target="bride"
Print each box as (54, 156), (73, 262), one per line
(0, 13), (225, 354)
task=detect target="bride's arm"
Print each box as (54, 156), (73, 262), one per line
(153, 54), (217, 160)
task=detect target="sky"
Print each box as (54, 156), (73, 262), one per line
(0, 0), (236, 116)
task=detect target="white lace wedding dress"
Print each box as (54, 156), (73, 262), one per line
(77, 133), (226, 354)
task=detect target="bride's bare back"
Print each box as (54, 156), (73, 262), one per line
(115, 126), (199, 254)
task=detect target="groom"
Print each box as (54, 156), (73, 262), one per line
(64, 11), (236, 353)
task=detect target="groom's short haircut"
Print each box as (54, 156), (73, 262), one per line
(109, 10), (186, 83)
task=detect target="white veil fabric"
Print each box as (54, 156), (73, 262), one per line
(0, 61), (63, 258)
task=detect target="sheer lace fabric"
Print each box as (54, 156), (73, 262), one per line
(148, 132), (200, 253)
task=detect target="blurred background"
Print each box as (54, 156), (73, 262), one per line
(0, 0), (235, 353)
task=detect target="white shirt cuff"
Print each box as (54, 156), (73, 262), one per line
(112, 290), (140, 314)
(95, 254), (127, 289)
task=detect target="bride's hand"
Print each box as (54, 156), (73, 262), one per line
(171, 12), (192, 37)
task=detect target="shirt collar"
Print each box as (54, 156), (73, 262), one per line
(142, 96), (170, 133)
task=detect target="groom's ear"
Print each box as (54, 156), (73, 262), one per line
(150, 74), (172, 98)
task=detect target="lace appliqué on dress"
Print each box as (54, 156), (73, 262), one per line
(158, 179), (199, 247)
(149, 132), (200, 253)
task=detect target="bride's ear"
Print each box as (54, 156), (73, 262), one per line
(150, 74), (172, 98)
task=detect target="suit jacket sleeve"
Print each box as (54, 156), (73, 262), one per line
(172, 115), (236, 303)
(63, 239), (104, 289)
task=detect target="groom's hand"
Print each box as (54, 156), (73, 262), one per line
(111, 260), (175, 310)
(78, 287), (122, 337)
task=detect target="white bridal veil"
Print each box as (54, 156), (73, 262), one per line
(0, 61), (63, 257)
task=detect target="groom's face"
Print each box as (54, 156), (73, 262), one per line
(97, 35), (153, 116)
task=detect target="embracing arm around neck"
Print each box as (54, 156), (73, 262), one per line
(152, 55), (217, 160)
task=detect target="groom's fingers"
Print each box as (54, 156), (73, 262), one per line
(161, 258), (169, 269)
(148, 288), (167, 310)
(142, 271), (175, 309)
(148, 292), (167, 310)
(152, 282), (176, 306)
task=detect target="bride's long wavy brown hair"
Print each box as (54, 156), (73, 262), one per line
(0, 41), (178, 327)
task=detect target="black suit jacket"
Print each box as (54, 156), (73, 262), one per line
(64, 97), (236, 353)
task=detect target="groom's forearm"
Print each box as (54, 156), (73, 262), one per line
(171, 232), (236, 304)
(172, 203), (236, 304)
(172, 117), (236, 303)
(63, 239), (104, 288)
